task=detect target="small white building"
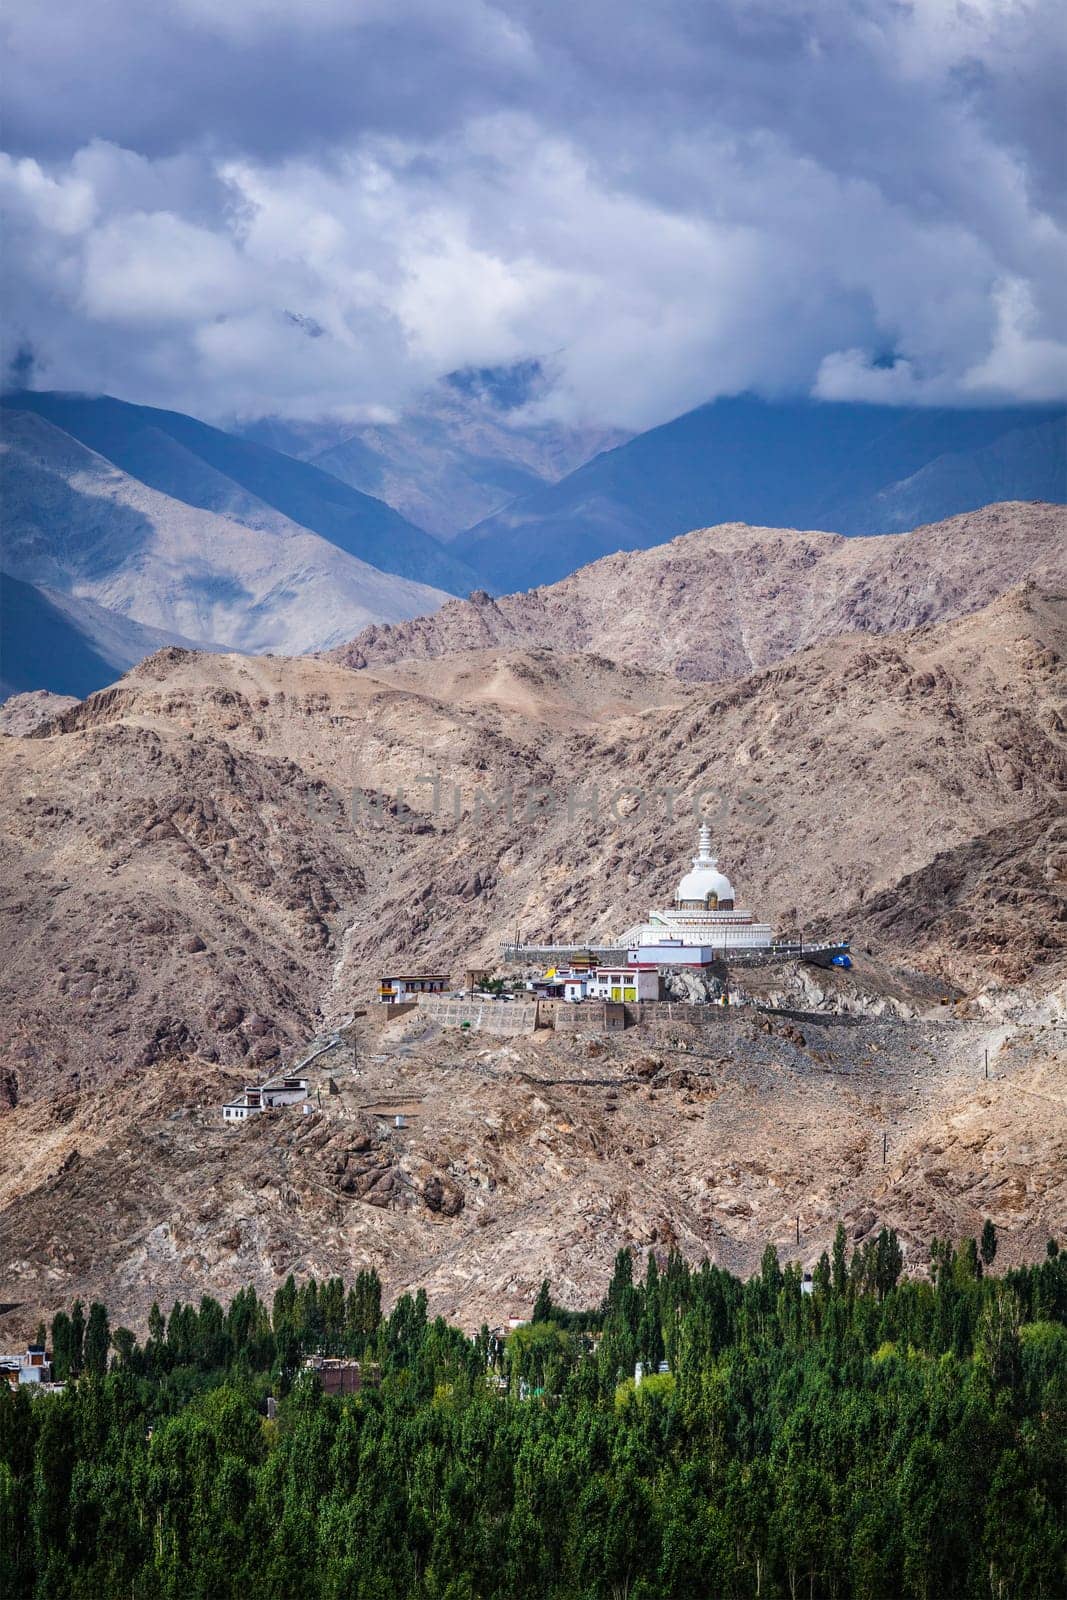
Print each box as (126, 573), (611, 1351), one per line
(1, 1345), (53, 1389)
(222, 1087), (264, 1122)
(561, 966), (659, 1002)
(263, 1077), (310, 1108)
(587, 967), (661, 1003)
(626, 941), (720, 969)
(19, 1345), (50, 1384)
(222, 1077), (309, 1122)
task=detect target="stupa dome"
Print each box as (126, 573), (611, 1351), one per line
(676, 823), (735, 904)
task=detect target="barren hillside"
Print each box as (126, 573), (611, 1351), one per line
(3, 585), (1062, 1099)
(0, 1004), (1062, 1337)
(0, 583), (1063, 1335)
(336, 501), (1066, 681)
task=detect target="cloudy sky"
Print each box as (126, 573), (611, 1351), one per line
(2, 0), (1065, 429)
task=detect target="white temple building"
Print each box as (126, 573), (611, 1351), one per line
(619, 823), (773, 958)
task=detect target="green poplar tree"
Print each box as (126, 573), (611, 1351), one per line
(68, 1301), (85, 1376)
(605, 1248), (633, 1311)
(532, 1279), (553, 1324)
(50, 1312), (72, 1382)
(980, 1219), (998, 1269)
(83, 1304), (109, 1376)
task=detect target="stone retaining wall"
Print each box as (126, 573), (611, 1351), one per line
(549, 1001), (626, 1033)
(621, 1000), (766, 1040)
(418, 994), (827, 1040)
(416, 998), (540, 1036)
(378, 1002), (418, 1021)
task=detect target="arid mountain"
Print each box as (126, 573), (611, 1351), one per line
(1, 409), (451, 674)
(4, 583), (1062, 1093)
(453, 394), (1066, 592)
(0, 581), (1062, 1335)
(336, 501), (1067, 681)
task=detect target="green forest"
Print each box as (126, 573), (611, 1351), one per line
(2, 1227), (1065, 1599)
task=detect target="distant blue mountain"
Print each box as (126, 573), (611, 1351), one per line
(0, 573), (115, 699)
(454, 395), (1066, 592)
(237, 363), (628, 543)
(3, 390), (479, 596)
(444, 358), (546, 410)
(0, 572), (215, 700)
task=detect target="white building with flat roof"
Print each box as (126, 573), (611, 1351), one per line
(560, 966), (660, 1002)
(587, 967), (661, 1002)
(1, 1345), (55, 1389)
(222, 1077), (308, 1122)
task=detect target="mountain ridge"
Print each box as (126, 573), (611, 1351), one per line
(454, 395), (1067, 591)
(242, 371), (628, 541)
(335, 501), (1067, 681)
(0, 581), (1063, 1330)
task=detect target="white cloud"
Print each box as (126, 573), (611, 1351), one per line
(0, 153), (96, 235)
(81, 212), (252, 324)
(2, 1), (1064, 422)
(963, 277), (1067, 401)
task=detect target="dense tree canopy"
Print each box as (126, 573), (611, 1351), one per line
(1, 1231), (1064, 1599)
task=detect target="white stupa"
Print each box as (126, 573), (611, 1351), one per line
(619, 822), (773, 956)
(675, 823), (736, 908)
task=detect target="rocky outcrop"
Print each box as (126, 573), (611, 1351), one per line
(0, 691), (80, 736)
(664, 968), (727, 1004)
(423, 1174), (465, 1216)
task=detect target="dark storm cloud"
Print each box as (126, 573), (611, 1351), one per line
(2, 0), (1064, 425)
(2, 0), (534, 160)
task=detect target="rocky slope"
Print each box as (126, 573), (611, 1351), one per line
(0, 584), (1062, 1334)
(336, 502), (1067, 682)
(0, 998), (1062, 1338)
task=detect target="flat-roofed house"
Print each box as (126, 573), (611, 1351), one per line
(378, 973), (449, 1002)
(588, 967), (662, 1003)
(222, 1078), (308, 1122)
(1, 1345), (54, 1389)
